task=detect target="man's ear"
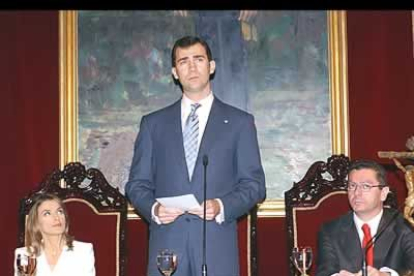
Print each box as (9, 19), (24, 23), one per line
(171, 68), (179, 79)
(380, 186), (390, 202)
(209, 60), (216, 75)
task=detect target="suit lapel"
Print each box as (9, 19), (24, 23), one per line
(164, 99), (189, 179)
(338, 213), (365, 270)
(185, 97), (231, 182)
(198, 98), (228, 157)
(373, 209), (397, 266)
(168, 99), (184, 137)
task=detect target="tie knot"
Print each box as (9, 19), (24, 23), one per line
(189, 103), (201, 120)
(191, 103), (201, 112)
(362, 223), (371, 235)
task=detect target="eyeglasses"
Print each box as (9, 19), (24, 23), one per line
(347, 181), (386, 192)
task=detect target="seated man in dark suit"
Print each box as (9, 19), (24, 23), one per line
(316, 159), (414, 276)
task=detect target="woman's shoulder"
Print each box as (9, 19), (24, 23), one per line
(72, 240), (94, 250)
(14, 247), (28, 254)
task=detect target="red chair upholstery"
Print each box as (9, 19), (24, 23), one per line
(284, 155), (397, 276)
(18, 162), (128, 276)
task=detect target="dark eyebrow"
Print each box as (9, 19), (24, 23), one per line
(176, 57), (189, 63)
(176, 55), (206, 64)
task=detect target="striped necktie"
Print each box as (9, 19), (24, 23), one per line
(183, 103), (201, 180)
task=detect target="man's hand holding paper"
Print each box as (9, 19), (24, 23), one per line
(156, 194), (202, 211)
(188, 199), (221, 220)
(155, 194), (202, 224)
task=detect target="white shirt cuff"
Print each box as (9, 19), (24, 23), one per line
(214, 198), (225, 224)
(151, 202), (162, 225)
(330, 267), (396, 276)
(380, 267), (398, 276)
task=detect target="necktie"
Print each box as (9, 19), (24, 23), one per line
(362, 223), (374, 266)
(183, 103), (201, 180)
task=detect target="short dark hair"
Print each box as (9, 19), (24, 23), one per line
(348, 159), (388, 186)
(171, 36), (213, 67)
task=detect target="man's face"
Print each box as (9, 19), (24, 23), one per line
(172, 43), (215, 98)
(347, 168), (389, 221)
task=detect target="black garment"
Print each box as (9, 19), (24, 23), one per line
(316, 208), (414, 276)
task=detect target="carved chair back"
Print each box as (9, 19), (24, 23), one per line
(18, 162), (128, 276)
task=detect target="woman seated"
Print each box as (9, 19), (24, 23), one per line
(14, 193), (96, 276)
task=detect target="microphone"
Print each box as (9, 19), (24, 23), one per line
(361, 208), (401, 276)
(202, 155), (208, 276)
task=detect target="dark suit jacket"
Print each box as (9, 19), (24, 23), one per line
(126, 97), (266, 276)
(316, 208), (414, 276)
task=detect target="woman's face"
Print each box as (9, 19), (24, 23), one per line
(37, 199), (66, 237)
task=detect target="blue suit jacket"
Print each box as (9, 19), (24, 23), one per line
(126, 97), (266, 276)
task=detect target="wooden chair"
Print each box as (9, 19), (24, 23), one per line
(284, 154), (397, 276)
(18, 162), (128, 276)
(237, 205), (258, 276)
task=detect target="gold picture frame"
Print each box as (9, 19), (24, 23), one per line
(60, 10), (349, 217)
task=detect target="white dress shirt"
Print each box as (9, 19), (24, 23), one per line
(180, 92), (214, 150)
(152, 92), (225, 224)
(331, 210), (397, 276)
(353, 210), (397, 276)
(14, 241), (95, 276)
(353, 210), (382, 246)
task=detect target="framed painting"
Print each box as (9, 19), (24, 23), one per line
(60, 10), (349, 216)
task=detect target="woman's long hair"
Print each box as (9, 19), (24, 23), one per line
(25, 193), (74, 256)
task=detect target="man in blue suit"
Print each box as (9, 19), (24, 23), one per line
(125, 36), (266, 276)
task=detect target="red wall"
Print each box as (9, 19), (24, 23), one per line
(348, 11), (414, 160)
(0, 11), (59, 273)
(0, 11), (412, 276)
(347, 10), (414, 205)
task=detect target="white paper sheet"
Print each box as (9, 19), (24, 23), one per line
(156, 194), (202, 211)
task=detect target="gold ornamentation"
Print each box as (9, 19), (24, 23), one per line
(378, 136), (414, 227)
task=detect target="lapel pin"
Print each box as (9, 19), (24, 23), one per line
(224, 120), (229, 124)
